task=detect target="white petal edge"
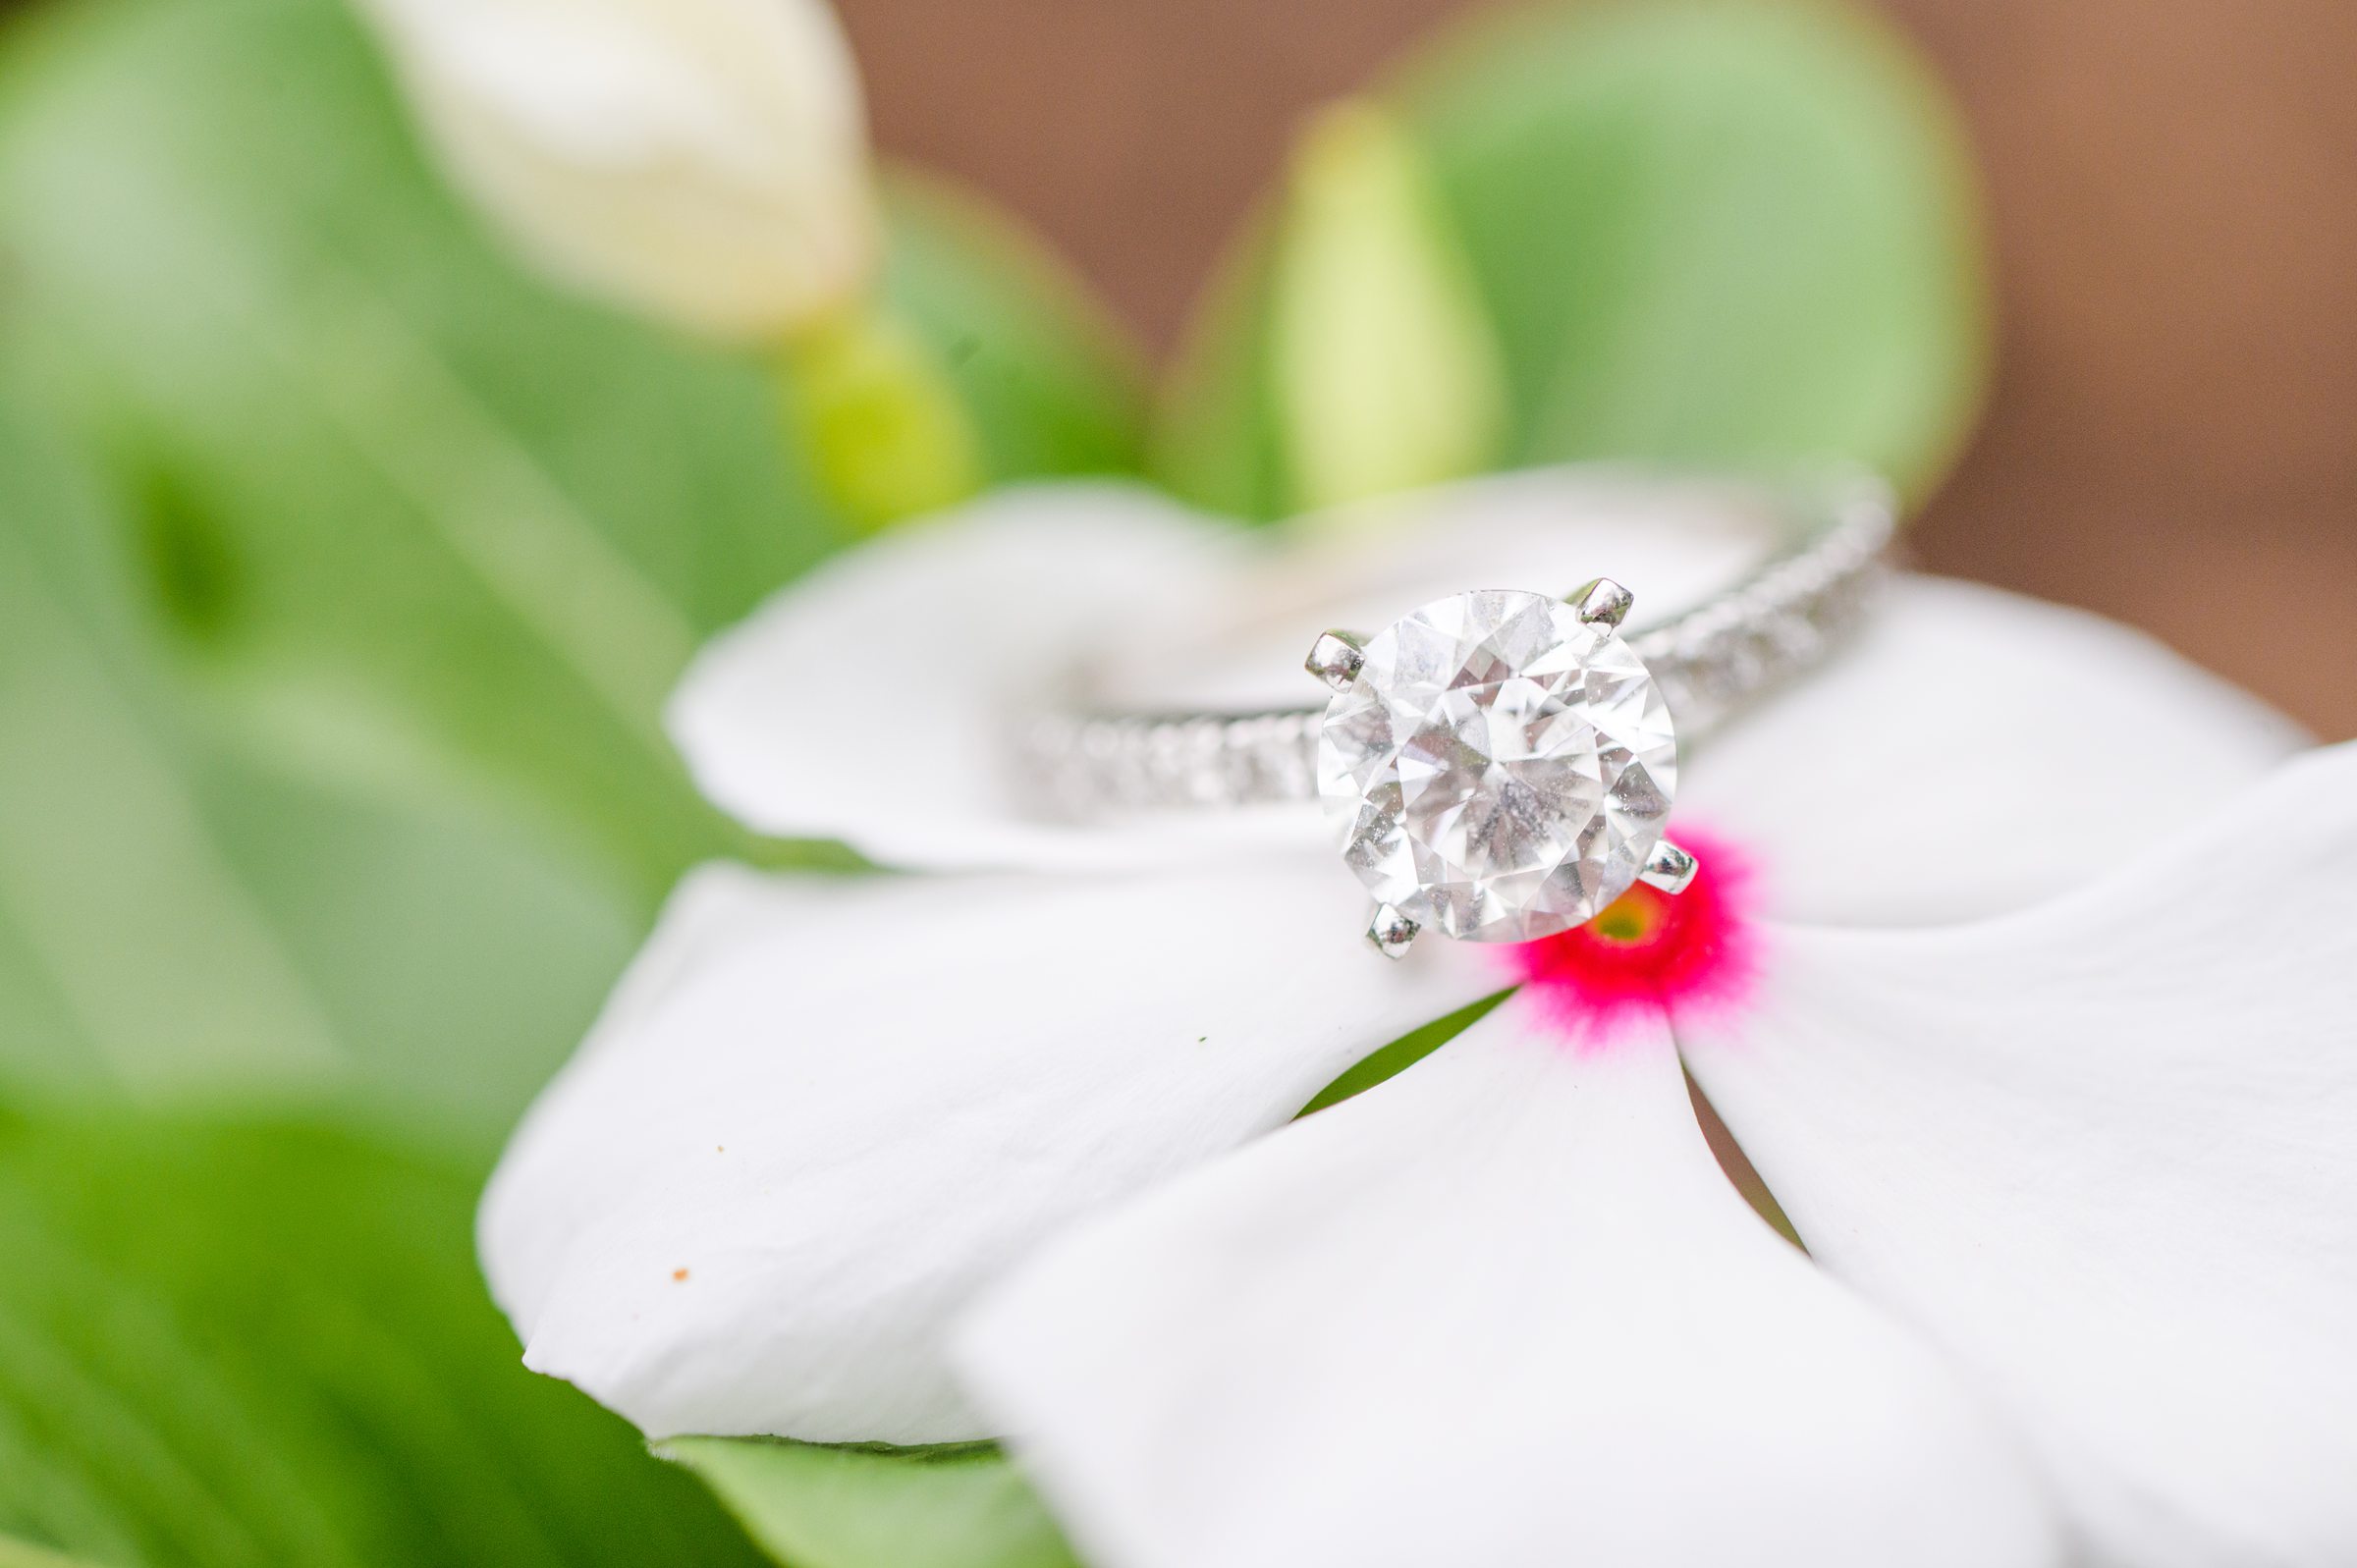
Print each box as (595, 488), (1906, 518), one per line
(666, 482), (1265, 870)
(1682, 741), (2357, 1567)
(477, 854), (1496, 1442)
(665, 471), (1789, 872)
(957, 999), (2066, 1568)
(1676, 574), (2306, 927)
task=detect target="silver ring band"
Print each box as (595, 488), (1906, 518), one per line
(1027, 474), (1897, 817)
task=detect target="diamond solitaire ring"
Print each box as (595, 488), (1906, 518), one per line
(1031, 475), (1895, 956)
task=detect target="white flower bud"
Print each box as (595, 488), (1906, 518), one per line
(356, 0), (879, 341)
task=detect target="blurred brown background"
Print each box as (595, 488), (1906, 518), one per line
(841, 0), (2357, 738)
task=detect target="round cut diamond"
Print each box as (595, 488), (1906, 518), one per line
(1316, 589), (1678, 943)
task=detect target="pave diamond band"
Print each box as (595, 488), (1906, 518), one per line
(1027, 473), (1896, 821)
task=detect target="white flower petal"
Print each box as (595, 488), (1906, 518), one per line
(478, 854), (1494, 1442)
(669, 471), (1790, 869)
(957, 1000), (2065, 1568)
(1681, 742), (2357, 1567)
(667, 483), (1283, 870)
(356, 0), (875, 338)
(1679, 575), (2304, 926)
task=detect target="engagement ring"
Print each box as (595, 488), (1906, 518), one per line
(1033, 475), (1895, 954)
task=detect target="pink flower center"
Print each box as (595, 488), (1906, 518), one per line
(1504, 827), (1760, 1047)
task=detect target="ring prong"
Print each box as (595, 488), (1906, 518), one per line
(1638, 838), (1698, 895)
(1569, 577), (1634, 628)
(1305, 629), (1367, 692)
(1366, 903), (1419, 958)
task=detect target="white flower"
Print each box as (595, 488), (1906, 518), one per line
(355, 0), (877, 339)
(478, 470), (2357, 1567)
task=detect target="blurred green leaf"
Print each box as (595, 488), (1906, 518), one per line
(0, 0), (1142, 1131)
(879, 169), (1145, 490)
(0, 1105), (768, 1568)
(0, 1533), (106, 1568)
(0, 1524), (100, 1568)
(0, 0), (790, 900)
(1159, 0), (1990, 518)
(662, 1438), (1080, 1568)
(0, 0), (1146, 893)
(0, 396), (640, 1142)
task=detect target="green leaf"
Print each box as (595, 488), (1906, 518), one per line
(1152, 200), (1292, 526)
(1294, 988), (1511, 1117)
(1159, 0), (1990, 519)
(0, 0), (793, 900)
(0, 0), (1147, 892)
(0, 396), (641, 1143)
(0, 1532), (108, 1568)
(879, 169), (1146, 490)
(662, 1438), (1080, 1568)
(0, 0), (1142, 1132)
(0, 1105), (769, 1568)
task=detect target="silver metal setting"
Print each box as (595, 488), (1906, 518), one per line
(1304, 629), (1366, 692)
(1639, 838), (1699, 895)
(1366, 903), (1420, 958)
(1568, 576), (1633, 627)
(1024, 474), (1895, 820)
